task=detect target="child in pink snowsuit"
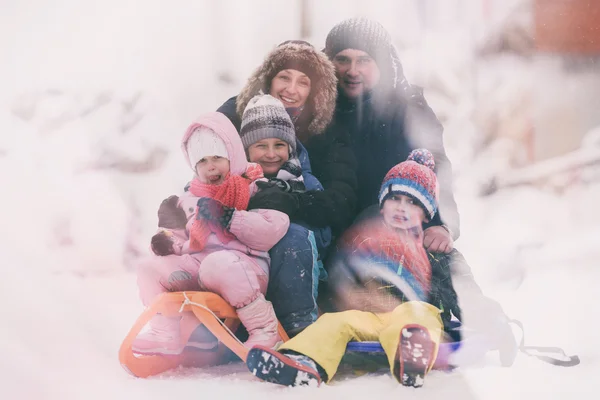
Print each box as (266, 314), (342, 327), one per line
(133, 112), (290, 355)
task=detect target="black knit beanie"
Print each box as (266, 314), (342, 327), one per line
(324, 17), (406, 90)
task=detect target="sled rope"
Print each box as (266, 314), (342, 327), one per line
(510, 319), (580, 367)
(179, 292), (245, 346)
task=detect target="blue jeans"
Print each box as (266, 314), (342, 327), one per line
(267, 223), (325, 335)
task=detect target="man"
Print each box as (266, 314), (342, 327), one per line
(319, 17), (459, 250)
(310, 17), (517, 365)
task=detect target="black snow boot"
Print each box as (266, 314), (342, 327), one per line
(246, 346), (322, 387)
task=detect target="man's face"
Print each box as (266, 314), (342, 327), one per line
(332, 49), (381, 99)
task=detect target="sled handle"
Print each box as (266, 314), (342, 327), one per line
(119, 292), (290, 377)
(118, 293), (203, 377)
(187, 292), (289, 361)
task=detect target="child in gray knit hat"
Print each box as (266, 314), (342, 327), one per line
(240, 94), (306, 193)
(240, 92), (332, 271)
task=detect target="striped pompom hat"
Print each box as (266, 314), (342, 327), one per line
(240, 94), (296, 154)
(378, 149), (438, 219)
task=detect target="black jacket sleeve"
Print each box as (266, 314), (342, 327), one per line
(427, 250), (462, 342)
(216, 96), (242, 132)
(246, 136), (357, 236)
(299, 131), (358, 236)
(403, 86), (461, 239)
(245, 129), (358, 236)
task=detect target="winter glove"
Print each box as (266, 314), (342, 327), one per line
(265, 178), (306, 193)
(151, 231), (175, 256)
(248, 181), (300, 217)
(196, 197), (235, 229)
(157, 195), (188, 229)
(427, 251), (462, 343)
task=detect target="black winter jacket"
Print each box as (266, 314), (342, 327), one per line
(323, 88), (461, 239)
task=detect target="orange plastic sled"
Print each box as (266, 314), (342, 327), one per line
(119, 291), (289, 378)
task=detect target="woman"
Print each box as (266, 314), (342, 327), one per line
(219, 40), (336, 143)
(218, 40), (358, 336)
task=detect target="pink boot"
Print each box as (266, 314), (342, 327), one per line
(132, 314), (182, 355)
(236, 295), (282, 349)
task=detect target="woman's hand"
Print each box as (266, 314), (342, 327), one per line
(248, 182), (300, 217)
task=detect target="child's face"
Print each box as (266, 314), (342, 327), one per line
(380, 194), (427, 231)
(195, 156), (230, 185)
(247, 138), (290, 176)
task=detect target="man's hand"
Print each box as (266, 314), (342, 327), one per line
(423, 226), (453, 253)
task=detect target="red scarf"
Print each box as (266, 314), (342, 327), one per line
(342, 218), (431, 293)
(188, 164), (263, 251)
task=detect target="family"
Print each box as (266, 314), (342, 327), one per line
(132, 17), (516, 388)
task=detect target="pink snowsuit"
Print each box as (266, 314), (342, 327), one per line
(136, 112), (290, 311)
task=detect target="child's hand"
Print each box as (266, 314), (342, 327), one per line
(196, 197), (235, 229)
(151, 231), (175, 256)
(157, 195), (188, 229)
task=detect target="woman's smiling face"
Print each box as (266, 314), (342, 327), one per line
(270, 69), (311, 109)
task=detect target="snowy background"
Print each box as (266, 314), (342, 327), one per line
(1, 0), (600, 399)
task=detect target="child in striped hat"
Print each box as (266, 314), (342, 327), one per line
(240, 94), (306, 191)
(245, 149), (455, 389)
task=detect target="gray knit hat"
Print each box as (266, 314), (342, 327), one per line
(240, 94), (297, 153)
(324, 17), (406, 90)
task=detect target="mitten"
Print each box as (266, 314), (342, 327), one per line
(196, 197), (235, 229)
(428, 251), (462, 342)
(151, 231), (175, 256)
(248, 182), (300, 217)
(267, 178), (306, 193)
(157, 195), (188, 229)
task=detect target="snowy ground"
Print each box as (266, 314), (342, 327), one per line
(2, 1), (600, 399)
(2, 228), (599, 400)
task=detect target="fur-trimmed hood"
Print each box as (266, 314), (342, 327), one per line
(236, 41), (337, 139)
(181, 112), (247, 176)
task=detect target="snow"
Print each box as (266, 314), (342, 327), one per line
(1, 0), (600, 399)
